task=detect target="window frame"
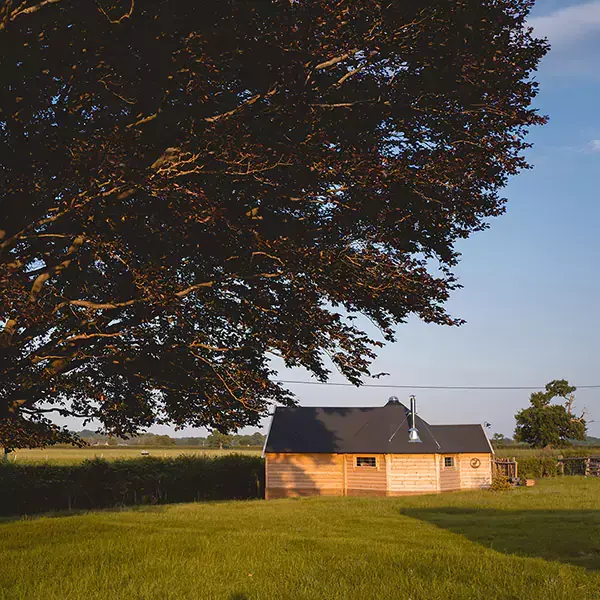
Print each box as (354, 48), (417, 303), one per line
(443, 456), (455, 469)
(355, 456), (378, 469)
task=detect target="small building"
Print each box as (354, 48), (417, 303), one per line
(263, 397), (494, 499)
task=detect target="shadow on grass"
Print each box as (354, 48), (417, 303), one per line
(401, 507), (600, 570)
(0, 504), (170, 525)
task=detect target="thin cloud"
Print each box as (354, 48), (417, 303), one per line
(587, 140), (600, 152)
(530, 1), (600, 45)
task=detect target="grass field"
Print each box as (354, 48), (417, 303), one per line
(7, 446), (261, 464)
(1, 477), (599, 600)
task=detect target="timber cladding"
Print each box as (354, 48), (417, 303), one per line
(439, 454), (461, 492)
(266, 453), (344, 499)
(264, 451), (493, 499)
(389, 454), (438, 494)
(346, 454), (386, 494)
(460, 453), (493, 489)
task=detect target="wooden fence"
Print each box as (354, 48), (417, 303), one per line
(557, 456), (600, 477)
(493, 457), (517, 479)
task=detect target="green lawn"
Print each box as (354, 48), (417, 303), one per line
(7, 446), (261, 464)
(1, 478), (599, 600)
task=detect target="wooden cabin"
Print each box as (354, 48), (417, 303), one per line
(263, 397), (494, 499)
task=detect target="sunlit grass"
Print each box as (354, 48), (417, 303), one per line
(1, 478), (599, 599)
(7, 446), (261, 465)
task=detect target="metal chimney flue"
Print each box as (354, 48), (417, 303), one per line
(408, 395), (422, 443)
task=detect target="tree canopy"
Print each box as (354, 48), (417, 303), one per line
(514, 380), (587, 448)
(0, 0), (548, 448)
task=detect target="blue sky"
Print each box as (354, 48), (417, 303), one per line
(62, 0), (600, 439)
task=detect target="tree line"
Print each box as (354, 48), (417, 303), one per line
(79, 430), (265, 449)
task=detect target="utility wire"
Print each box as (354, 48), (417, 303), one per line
(276, 380), (600, 391)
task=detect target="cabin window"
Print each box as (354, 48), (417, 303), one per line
(356, 456), (377, 468)
(444, 456), (455, 468)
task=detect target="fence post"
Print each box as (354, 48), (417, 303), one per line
(585, 457), (591, 477)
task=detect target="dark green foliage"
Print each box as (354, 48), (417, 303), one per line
(0, 0), (548, 448)
(0, 454), (264, 516)
(514, 380), (587, 448)
(206, 432), (234, 449)
(489, 474), (512, 492)
(517, 456), (559, 479)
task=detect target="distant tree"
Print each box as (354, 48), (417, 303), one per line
(156, 435), (175, 447)
(491, 433), (512, 447)
(581, 436), (600, 446)
(207, 432), (233, 450)
(232, 432), (266, 447)
(128, 433), (175, 446)
(249, 432), (266, 447)
(514, 380), (587, 448)
(0, 0), (548, 448)
(174, 437), (208, 447)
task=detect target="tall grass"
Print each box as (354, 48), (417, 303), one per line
(7, 446), (261, 465)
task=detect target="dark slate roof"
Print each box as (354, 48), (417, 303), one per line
(264, 401), (493, 455)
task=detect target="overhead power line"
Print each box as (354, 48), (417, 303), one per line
(276, 380), (600, 391)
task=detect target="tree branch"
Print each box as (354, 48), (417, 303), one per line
(66, 299), (137, 310)
(0, 0), (61, 30)
(29, 235), (84, 302)
(126, 110), (160, 129)
(174, 280), (215, 298)
(95, 0), (134, 24)
(204, 88), (276, 124)
(314, 49), (358, 71)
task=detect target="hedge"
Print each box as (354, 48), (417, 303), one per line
(517, 456), (559, 479)
(0, 454), (264, 517)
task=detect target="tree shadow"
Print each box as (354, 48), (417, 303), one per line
(0, 504), (170, 525)
(401, 507), (600, 570)
(265, 406), (365, 499)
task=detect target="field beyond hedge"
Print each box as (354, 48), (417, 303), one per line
(1, 478), (600, 600)
(7, 446), (261, 464)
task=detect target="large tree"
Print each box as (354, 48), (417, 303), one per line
(0, 0), (547, 448)
(514, 380), (587, 448)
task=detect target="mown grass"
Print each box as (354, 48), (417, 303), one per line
(7, 446), (261, 464)
(1, 478), (599, 600)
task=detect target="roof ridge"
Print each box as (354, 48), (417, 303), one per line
(429, 423), (483, 427)
(274, 405), (410, 411)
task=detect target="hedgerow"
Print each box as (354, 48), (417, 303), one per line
(517, 456), (559, 479)
(0, 454), (264, 516)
